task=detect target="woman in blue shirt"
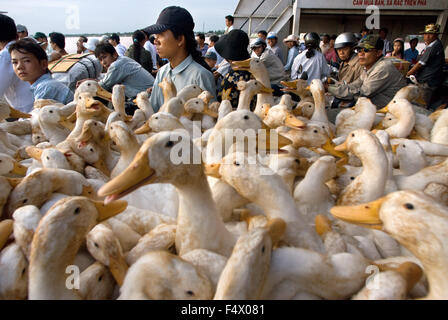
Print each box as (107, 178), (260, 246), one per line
(9, 39), (73, 104)
(283, 34), (300, 73)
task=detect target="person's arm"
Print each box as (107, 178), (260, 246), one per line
(407, 63), (423, 77)
(98, 63), (123, 92)
(358, 66), (392, 98)
(0, 54), (15, 97)
(284, 48), (295, 71)
(328, 76), (363, 100)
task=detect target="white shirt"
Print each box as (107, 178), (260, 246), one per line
(0, 41), (34, 112)
(291, 49), (330, 84)
(144, 41), (158, 70)
(115, 43), (127, 56)
(206, 46), (224, 66)
(225, 25), (234, 34)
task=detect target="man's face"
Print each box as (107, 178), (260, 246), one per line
(423, 33), (437, 45)
(322, 36), (329, 44)
(11, 49), (47, 84)
(410, 39), (418, 49)
(77, 37), (86, 51)
(196, 36), (204, 46)
(336, 47), (352, 61)
(225, 19), (232, 27)
(379, 31), (387, 40)
(253, 46), (264, 57)
(258, 33), (266, 41)
(267, 38), (277, 47)
(97, 52), (118, 70)
(17, 31), (28, 40)
(358, 48), (382, 69)
(108, 39), (117, 47)
(285, 41), (295, 49)
(205, 58), (216, 69)
(154, 29), (183, 60)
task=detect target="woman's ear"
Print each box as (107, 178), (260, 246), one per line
(178, 34), (186, 48)
(40, 59), (48, 73)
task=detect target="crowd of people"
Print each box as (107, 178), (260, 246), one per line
(1, 7), (446, 117)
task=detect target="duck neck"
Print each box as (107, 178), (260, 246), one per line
(387, 112), (415, 138)
(38, 121), (69, 145)
(255, 93), (274, 115)
(175, 169), (234, 257)
(237, 90), (254, 111)
(310, 90), (328, 123)
(422, 257), (448, 299)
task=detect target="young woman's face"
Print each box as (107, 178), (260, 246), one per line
(11, 49), (47, 84)
(97, 52), (118, 70)
(154, 30), (184, 60)
(393, 41), (403, 52)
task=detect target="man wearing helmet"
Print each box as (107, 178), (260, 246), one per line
(291, 32), (329, 84)
(334, 32), (363, 84)
(327, 34), (406, 108)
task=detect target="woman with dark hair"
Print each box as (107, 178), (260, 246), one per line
(125, 30), (153, 73)
(0, 13), (34, 112)
(145, 6), (216, 112)
(291, 32), (330, 84)
(9, 39), (73, 104)
(386, 38), (405, 59)
(48, 32), (68, 62)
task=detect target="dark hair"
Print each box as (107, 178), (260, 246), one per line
(0, 14), (17, 43)
(393, 39), (404, 58)
(149, 35), (155, 44)
(9, 39), (50, 73)
(258, 30), (267, 37)
(410, 37), (418, 44)
(225, 15), (234, 23)
(330, 34), (337, 41)
(305, 47), (315, 59)
(196, 33), (205, 41)
(110, 33), (120, 43)
(379, 27), (388, 34)
(360, 27), (369, 33)
(94, 42), (117, 58)
(49, 32), (65, 49)
(170, 27), (211, 72)
(80, 36), (88, 43)
(210, 35), (219, 43)
(132, 30), (146, 64)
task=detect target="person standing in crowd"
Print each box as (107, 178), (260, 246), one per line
(33, 32), (50, 56)
(48, 32), (68, 62)
(283, 34), (300, 73)
(204, 51), (218, 71)
(327, 34), (406, 108)
(76, 36), (89, 54)
(320, 33), (330, 55)
(142, 30), (158, 74)
(379, 27), (393, 56)
(16, 24), (28, 40)
(386, 38), (404, 59)
(334, 32), (363, 84)
(145, 6), (216, 112)
(225, 15), (234, 34)
(266, 32), (283, 62)
(404, 37), (419, 65)
(94, 42), (154, 100)
(10, 40), (73, 104)
(215, 29), (252, 108)
(0, 14), (33, 113)
(108, 33), (127, 56)
(407, 23), (446, 107)
(325, 34), (338, 66)
(196, 33), (208, 56)
(84, 38), (99, 53)
(126, 30), (153, 74)
(250, 38), (286, 95)
(206, 35), (224, 66)
(291, 32), (329, 84)
(258, 30), (267, 42)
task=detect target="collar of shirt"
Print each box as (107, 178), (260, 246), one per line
(30, 73), (51, 90)
(167, 55), (194, 77)
(364, 56), (385, 75)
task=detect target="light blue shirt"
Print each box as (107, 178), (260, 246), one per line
(149, 55), (217, 112)
(30, 73), (74, 104)
(99, 56), (154, 98)
(284, 46), (300, 72)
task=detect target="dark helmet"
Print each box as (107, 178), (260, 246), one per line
(334, 32), (358, 49)
(304, 32), (320, 48)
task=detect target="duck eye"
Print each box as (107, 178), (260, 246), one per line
(21, 267), (26, 276)
(261, 246), (265, 253)
(234, 161), (240, 166)
(94, 123), (97, 126)
(403, 145), (406, 148)
(94, 242), (99, 248)
(165, 141), (174, 148)
(155, 117), (158, 120)
(46, 156), (50, 160)
(351, 133), (355, 137)
(295, 159), (300, 164)
(404, 203), (414, 210)
(49, 110), (53, 113)
(195, 101), (199, 104)
(243, 115), (249, 120)
(74, 207), (80, 215)
(388, 118), (392, 120)
(87, 83), (91, 86)
(186, 290), (194, 296)
(313, 130), (318, 133)
(22, 199), (28, 204)
(350, 176), (355, 180)
(90, 148), (94, 152)
(98, 275), (103, 282)
(0, 160), (2, 163)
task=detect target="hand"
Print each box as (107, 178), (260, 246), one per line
(146, 87), (153, 94)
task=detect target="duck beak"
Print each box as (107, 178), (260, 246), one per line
(373, 121), (384, 130)
(12, 161), (27, 176)
(415, 96), (426, 106)
(132, 98), (137, 104)
(93, 199), (128, 222)
(134, 121), (151, 135)
(204, 163), (221, 179)
(334, 139), (348, 152)
(98, 140), (156, 203)
(231, 58), (251, 71)
(377, 105), (389, 114)
(7, 177), (22, 188)
(84, 96), (104, 111)
(323, 138), (347, 158)
(266, 218), (286, 247)
(330, 197), (385, 229)
(284, 113), (306, 130)
(259, 86), (274, 94)
(96, 86), (112, 101)
(258, 124), (293, 151)
(108, 250), (128, 287)
(26, 146), (43, 160)
(202, 104), (218, 118)
(0, 219), (13, 251)
(305, 86), (311, 91)
(9, 106), (31, 119)
(315, 214), (332, 237)
(280, 80), (297, 90)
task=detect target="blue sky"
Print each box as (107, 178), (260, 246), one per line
(1, 0), (239, 35)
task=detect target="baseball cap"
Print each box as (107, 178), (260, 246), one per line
(33, 32), (46, 39)
(204, 51), (217, 60)
(356, 34), (384, 50)
(267, 32), (277, 39)
(16, 24), (27, 33)
(143, 6), (194, 35)
(250, 38), (266, 48)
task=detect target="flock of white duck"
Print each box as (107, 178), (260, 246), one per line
(1, 57), (448, 300)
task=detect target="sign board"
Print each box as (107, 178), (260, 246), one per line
(299, 0), (448, 10)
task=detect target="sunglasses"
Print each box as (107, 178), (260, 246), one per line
(356, 48), (374, 54)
